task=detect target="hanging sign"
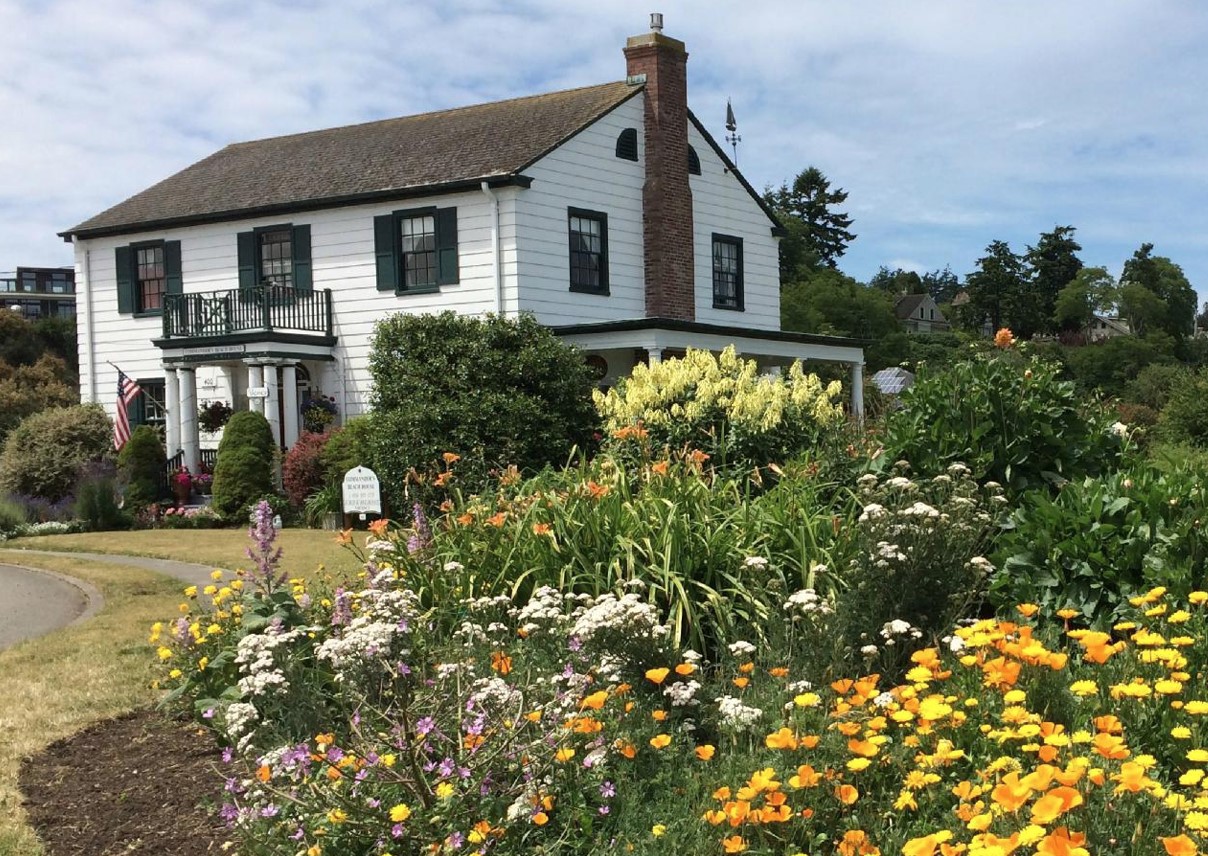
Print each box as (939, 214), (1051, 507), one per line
(342, 466), (382, 515)
(246, 386), (269, 399)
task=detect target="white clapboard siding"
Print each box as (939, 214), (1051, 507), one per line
(514, 94), (647, 324)
(75, 189), (505, 423)
(689, 122), (781, 330)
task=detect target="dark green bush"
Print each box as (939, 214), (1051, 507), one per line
(118, 424), (167, 509)
(0, 404), (113, 503)
(211, 410), (276, 520)
(320, 415), (375, 482)
(991, 464), (1208, 624)
(75, 463), (129, 531)
(368, 312), (597, 510)
(1158, 368), (1208, 447)
(882, 350), (1121, 496)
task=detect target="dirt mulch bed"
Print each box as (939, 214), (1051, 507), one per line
(19, 709), (232, 855)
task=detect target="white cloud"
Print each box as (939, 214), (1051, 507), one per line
(2, 0), (1207, 310)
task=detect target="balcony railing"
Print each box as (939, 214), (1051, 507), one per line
(162, 286), (332, 340)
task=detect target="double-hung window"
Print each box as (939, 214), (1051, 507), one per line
(374, 207), (458, 293)
(237, 224), (312, 293)
(711, 234), (744, 311)
(568, 208), (608, 294)
(115, 239), (182, 316)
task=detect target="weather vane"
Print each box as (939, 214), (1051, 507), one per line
(725, 98), (741, 166)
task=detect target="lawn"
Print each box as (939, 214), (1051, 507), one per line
(4, 527), (364, 581)
(0, 553), (179, 856)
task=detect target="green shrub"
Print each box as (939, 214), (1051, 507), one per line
(595, 346), (845, 472)
(883, 349), (1121, 495)
(1158, 368), (1208, 447)
(0, 404), (113, 503)
(319, 415), (375, 482)
(1124, 362), (1190, 411)
(211, 410), (276, 520)
(991, 463), (1208, 624)
(369, 312), (597, 510)
(117, 424), (167, 509)
(0, 494), (27, 532)
(74, 463), (128, 531)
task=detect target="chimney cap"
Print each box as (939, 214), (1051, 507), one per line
(650, 12), (664, 32)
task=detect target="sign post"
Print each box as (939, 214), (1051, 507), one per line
(342, 466), (382, 520)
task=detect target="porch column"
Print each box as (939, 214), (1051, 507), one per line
(246, 363), (264, 415)
(163, 367), (180, 456)
(645, 347), (663, 364)
(282, 362), (299, 448)
(264, 364), (281, 448)
(850, 361), (865, 423)
(179, 367), (200, 474)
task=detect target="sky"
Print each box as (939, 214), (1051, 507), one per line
(4, 0), (1208, 304)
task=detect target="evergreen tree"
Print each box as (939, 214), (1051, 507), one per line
(922, 266), (961, 304)
(961, 241), (1026, 334)
(1120, 243), (1196, 339)
(764, 166), (856, 279)
(1026, 225), (1083, 335)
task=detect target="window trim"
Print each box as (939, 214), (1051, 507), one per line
(375, 206), (458, 295)
(711, 233), (744, 312)
(131, 239), (168, 317)
(567, 207), (609, 296)
(130, 377), (167, 434)
(252, 223), (295, 289)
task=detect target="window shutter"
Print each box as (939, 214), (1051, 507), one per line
(164, 241), (183, 296)
(292, 225), (312, 293)
(237, 230), (256, 290)
(374, 214), (398, 291)
(115, 245), (134, 314)
(436, 207), (459, 285)
(130, 389), (145, 428)
(688, 145), (702, 175)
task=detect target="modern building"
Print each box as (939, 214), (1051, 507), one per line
(61, 16), (865, 473)
(0, 266), (76, 319)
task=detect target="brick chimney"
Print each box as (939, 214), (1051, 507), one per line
(624, 14), (695, 320)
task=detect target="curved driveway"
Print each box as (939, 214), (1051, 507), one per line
(0, 563), (102, 651)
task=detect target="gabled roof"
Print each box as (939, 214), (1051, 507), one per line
(894, 293), (933, 320)
(63, 81), (642, 239)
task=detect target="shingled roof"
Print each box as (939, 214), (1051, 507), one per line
(64, 81), (642, 239)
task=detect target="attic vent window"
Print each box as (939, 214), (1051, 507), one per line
(688, 145), (701, 175)
(615, 128), (638, 161)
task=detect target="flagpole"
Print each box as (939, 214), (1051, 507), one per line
(106, 360), (168, 413)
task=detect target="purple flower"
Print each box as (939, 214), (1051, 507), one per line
(202, 708), (215, 720)
(438, 757), (455, 778)
(260, 804), (280, 818)
(448, 831), (465, 849)
(415, 716), (436, 736)
(568, 636), (582, 652)
(221, 747), (233, 764)
(407, 503), (432, 554)
(600, 781), (616, 798)
(392, 823), (405, 839)
(244, 500), (285, 593)
(219, 803), (239, 822)
(331, 587), (352, 627)
(599, 805), (610, 815)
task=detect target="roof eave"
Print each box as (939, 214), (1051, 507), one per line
(61, 174), (533, 242)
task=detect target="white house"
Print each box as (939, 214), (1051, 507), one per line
(62, 16), (865, 474)
(894, 293), (950, 334)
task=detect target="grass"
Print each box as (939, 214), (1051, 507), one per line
(0, 553), (180, 856)
(4, 527), (364, 581)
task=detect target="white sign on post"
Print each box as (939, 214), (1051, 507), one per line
(342, 466), (382, 516)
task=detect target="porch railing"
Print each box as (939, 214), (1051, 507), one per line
(162, 286), (332, 339)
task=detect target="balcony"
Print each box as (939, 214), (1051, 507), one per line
(160, 285), (333, 342)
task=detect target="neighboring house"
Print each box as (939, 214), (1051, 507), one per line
(0, 266), (75, 319)
(1088, 314), (1131, 342)
(61, 17), (865, 474)
(894, 293), (949, 334)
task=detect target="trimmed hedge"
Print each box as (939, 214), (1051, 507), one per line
(211, 410), (276, 520)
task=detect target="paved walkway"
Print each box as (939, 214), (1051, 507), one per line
(0, 549), (223, 652)
(0, 563), (103, 652)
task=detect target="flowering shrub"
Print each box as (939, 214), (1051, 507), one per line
(198, 399), (234, 433)
(301, 394), (339, 434)
(156, 509), (1208, 855)
(883, 350), (1122, 496)
(159, 505), (221, 529)
(595, 346), (845, 471)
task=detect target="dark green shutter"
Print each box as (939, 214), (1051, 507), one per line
(292, 224), (312, 293)
(115, 245), (134, 314)
(237, 231), (256, 297)
(436, 207), (459, 285)
(164, 241), (182, 296)
(129, 389), (145, 428)
(374, 214), (398, 291)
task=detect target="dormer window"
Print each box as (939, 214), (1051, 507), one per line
(615, 128), (638, 161)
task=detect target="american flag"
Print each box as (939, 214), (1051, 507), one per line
(114, 370), (142, 451)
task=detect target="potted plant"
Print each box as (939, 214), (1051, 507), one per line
(171, 467), (193, 505)
(301, 394), (339, 433)
(199, 400), (235, 434)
